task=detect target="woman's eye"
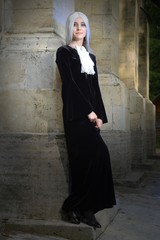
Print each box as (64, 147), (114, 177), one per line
(81, 23), (86, 27)
(73, 22), (86, 27)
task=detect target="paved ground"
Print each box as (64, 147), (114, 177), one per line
(98, 156), (160, 240)
(0, 154), (160, 240)
(0, 234), (67, 240)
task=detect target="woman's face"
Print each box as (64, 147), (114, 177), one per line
(72, 17), (87, 41)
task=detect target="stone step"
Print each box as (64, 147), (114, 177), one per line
(1, 233), (67, 240)
(114, 171), (145, 188)
(3, 207), (118, 240)
(132, 160), (157, 171)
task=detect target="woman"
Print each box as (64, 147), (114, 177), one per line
(56, 12), (116, 228)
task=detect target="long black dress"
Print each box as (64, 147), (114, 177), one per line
(56, 45), (116, 214)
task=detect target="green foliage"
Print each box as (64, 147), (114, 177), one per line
(144, 0), (160, 100)
(149, 71), (160, 100)
(149, 38), (160, 72)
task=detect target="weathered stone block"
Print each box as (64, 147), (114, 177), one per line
(129, 92), (141, 113)
(75, 0), (92, 16)
(92, 40), (111, 73)
(99, 74), (130, 131)
(145, 99), (156, 130)
(102, 130), (131, 178)
(90, 15), (103, 39)
(6, 0), (53, 33)
(11, 9), (53, 33)
(0, 0), (3, 8)
(0, 133), (68, 220)
(129, 90), (146, 132)
(0, 51), (27, 87)
(12, 0), (53, 9)
(119, 64), (136, 88)
(92, 0), (110, 14)
(145, 99), (156, 156)
(0, 89), (63, 132)
(130, 130), (147, 166)
(103, 14), (119, 39)
(0, 33), (63, 133)
(0, 34), (62, 89)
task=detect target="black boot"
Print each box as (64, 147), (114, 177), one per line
(82, 210), (101, 228)
(61, 208), (80, 224)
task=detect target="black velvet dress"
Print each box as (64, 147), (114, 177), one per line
(56, 45), (116, 214)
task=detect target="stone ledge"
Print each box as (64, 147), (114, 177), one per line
(0, 33), (64, 52)
(2, 207), (118, 240)
(114, 171), (145, 188)
(1, 233), (68, 240)
(132, 159), (157, 171)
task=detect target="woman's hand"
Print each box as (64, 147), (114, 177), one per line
(95, 118), (103, 129)
(88, 112), (103, 129)
(88, 111), (97, 122)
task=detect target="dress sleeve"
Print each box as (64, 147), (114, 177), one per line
(91, 55), (108, 124)
(56, 46), (93, 121)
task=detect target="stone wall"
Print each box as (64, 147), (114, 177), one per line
(0, 34), (63, 132)
(0, 133), (68, 220)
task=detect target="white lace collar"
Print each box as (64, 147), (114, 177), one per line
(76, 46), (95, 75)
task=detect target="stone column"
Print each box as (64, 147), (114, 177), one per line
(138, 3), (156, 156)
(119, 0), (139, 89)
(138, 6), (149, 98)
(119, 0), (156, 166)
(0, 0), (69, 220)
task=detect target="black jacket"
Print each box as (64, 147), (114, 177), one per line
(56, 45), (108, 123)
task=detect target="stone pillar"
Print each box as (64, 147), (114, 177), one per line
(129, 89), (147, 166)
(0, 0), (70, 220)
(119, 0), (139, 89)
(119, 0), (153, 167)
(138, 6), (149, 98)
(120, 0), (156, 166)
(145, 99), (156, 156)
(138, 3), (156, 157)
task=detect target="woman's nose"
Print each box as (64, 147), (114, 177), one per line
(77, 24), (81, 30)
